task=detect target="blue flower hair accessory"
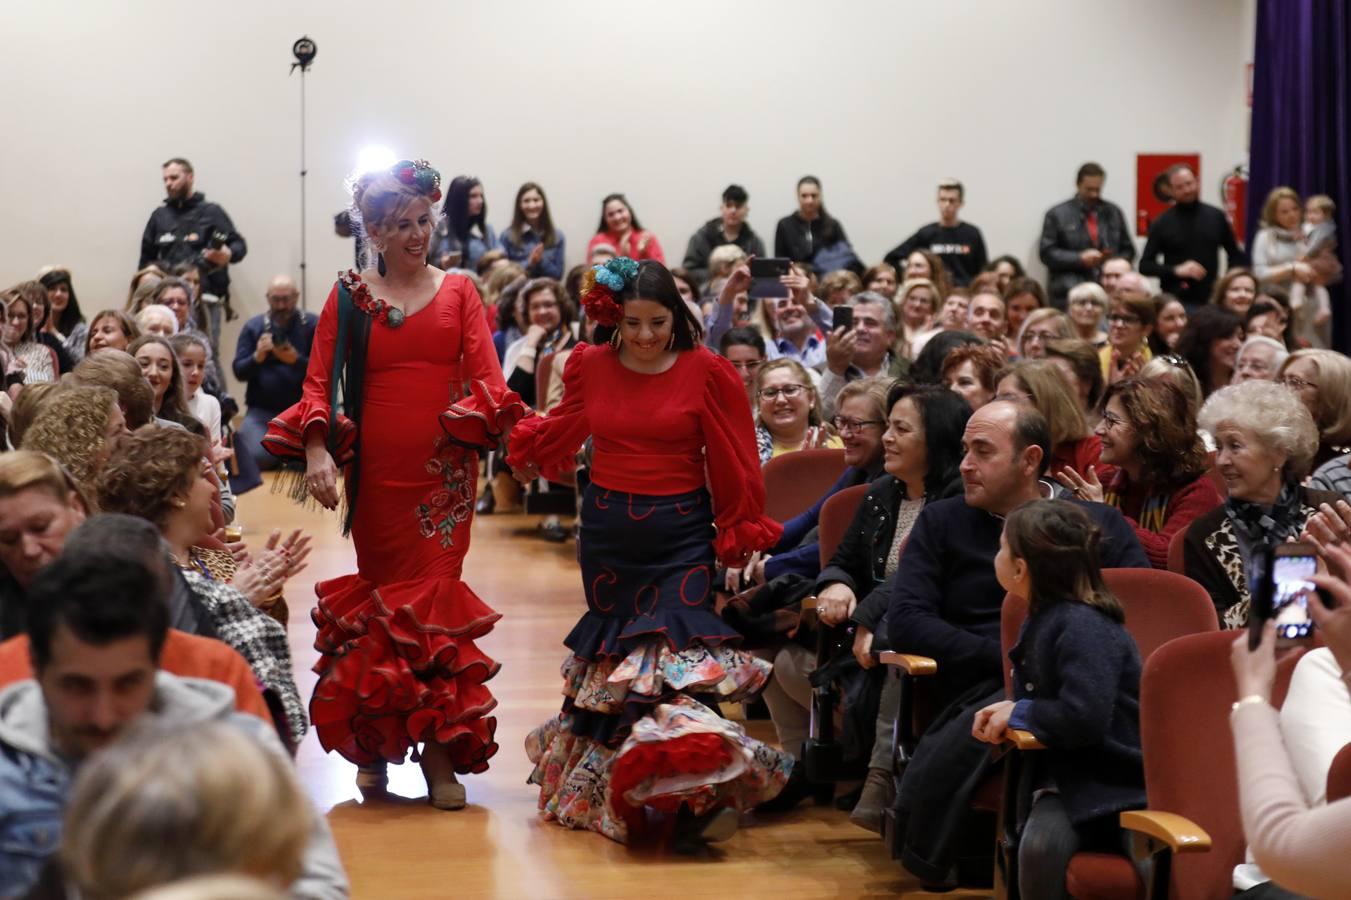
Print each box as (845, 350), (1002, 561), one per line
(580, 257), (640, 327)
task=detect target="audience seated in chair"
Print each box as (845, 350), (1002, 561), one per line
(1055, 377), (1222, 568)
(818, 291), (907, 418)
(879, 402), (1147, 886)
(1177, 304), (1245, 399)
(716, 327), (767, 408)
(502, 278), (577, 409)
(1234, 334), (1289, 383)
(1043, 338), (1106, 427)
(894, 278), (943, 361)
(1185, 379), (1338, 628)
(19, 385), (127, 497)
(1015, 308), (1072, 361)
(972, 500), (1145, 900)
(995, 359), (1110, 481)
(753, 359), (841, 464)
(682, 184), (766, 288)
(1277, 348), (1351, 470)
(941, 342), (1004, 412)
(0, 537), (347, 898)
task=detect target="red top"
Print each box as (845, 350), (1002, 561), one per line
(1050, 434), (1117, 484)
(586, 230), (666, 265)
(506, 343), (780, 566)
(1106, 469), (1223, 569)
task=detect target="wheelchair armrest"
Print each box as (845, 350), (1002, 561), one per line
(878, 651), (938, 676)
(1005, 729), (1045, 750)
(1119, 810), (1212, 854)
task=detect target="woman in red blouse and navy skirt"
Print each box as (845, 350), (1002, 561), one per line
(508, 258), (792, 849)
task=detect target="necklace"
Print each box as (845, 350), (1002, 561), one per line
(342, 270), (405, 328)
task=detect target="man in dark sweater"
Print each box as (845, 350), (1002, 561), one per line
(1139, 165), (1247, 309)
(879, 402), (1147, 886)
(230, 275), (318, 493)
(681, 184), (767, 289)
(884, 180), (988, 287)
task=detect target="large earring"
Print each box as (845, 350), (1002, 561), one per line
(666, 331), (676, 351)
(377, 253), (387, 277)
(610, 329), (622, 350)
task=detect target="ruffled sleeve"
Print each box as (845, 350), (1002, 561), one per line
(440, 276), (529, 447)
(505, 343), (593, 481)
(699, 352), (783, 566)
(261, 282), (357, 466)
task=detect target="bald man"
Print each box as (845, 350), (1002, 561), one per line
(231, 275), (318, 493)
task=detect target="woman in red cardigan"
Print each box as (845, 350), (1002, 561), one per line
(1056, 377), (1222, 568)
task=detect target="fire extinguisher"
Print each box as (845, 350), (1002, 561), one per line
(1222, 165), (1249, 247)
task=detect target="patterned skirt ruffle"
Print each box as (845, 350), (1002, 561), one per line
(525, 638), (792, 843)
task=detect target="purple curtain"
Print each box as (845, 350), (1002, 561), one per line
(1247, 0), (1351, 349)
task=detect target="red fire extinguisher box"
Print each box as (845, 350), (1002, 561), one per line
(1136, 153), (1201, 236)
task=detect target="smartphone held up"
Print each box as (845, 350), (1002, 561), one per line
(1249, 542), (1320, 649)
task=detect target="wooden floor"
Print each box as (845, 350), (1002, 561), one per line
(241, 477), (926, 900)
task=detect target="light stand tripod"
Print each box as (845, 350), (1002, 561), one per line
(290, 36), (318, 310)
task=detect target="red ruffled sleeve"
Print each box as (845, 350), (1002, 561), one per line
(505, 343), (592, 481)
(261, 282), (357, 466)
(440, 277), (529, 447)
(699, 352), (783, 566)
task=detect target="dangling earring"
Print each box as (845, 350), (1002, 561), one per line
(666, 331), (676, 351)
(610, 329), (622, 350)
(377, 253), (387, 277)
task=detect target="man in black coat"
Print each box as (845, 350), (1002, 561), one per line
(139, 157), (247, 312)
(1039, 162), (1137, 309)
(681, 184), (767, 289)
(1139, 164), (1246, 309)
(880, 402), (1148, 886)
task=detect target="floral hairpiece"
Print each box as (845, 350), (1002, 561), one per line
(393, 159), (442, 203)
(579, 257), (639, 328)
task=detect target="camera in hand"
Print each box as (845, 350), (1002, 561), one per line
(1249, 542), (1319, 649)
(208, 230), (230, 251)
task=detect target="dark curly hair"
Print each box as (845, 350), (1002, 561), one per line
(1100, 377), (1208, 489)
(591, 260), (702, 350)
(95, 425), (206, 530)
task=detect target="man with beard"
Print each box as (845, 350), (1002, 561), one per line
(138, 158), (247, 322)
(1140, 164), (1246, 309)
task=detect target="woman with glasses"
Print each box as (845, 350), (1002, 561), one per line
(1066, 282), (1109, 346)
(1054, 377), (1221, 568)
(717, 326), (767, 405)
(1, 289), (59, 384)
(753, 359), (841, 463)
(1277, 349), (1351, 469)
(807, 384), (972, 829)
(1233, 336), (1288, 384)
(1016, 308), (1073, 360)
(1099, 293), (1156, 384)
(1177, 305), (1245, 398)
(996, 360), (1111, 480)
(730, 378), (892, 588)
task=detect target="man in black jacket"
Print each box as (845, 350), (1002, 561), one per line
(139, 158), (247, 314)
(884, 180), (988, 287)
(1139, 164), (1246, 309)
(879, 402), (1148, 886)
(1038, 162), (1137, 309)
(682, 184), (766, 289)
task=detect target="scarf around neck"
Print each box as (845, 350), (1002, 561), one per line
(1224, 482), (1304, 546)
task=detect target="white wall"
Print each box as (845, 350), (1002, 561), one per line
(4, 0), (1252, 388)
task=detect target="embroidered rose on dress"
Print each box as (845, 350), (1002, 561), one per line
(415, 437), (477, 548)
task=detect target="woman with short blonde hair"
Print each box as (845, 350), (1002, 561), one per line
(61, 721), (312, 899)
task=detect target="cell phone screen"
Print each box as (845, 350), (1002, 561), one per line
(1270, 553), (1316, 640)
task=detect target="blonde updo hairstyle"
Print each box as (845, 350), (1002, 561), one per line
(351, 161), (443, 261)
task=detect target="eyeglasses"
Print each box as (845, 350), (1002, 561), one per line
(759, 384), (808, 401)
(1281, 374), (1316, 391)
(729, 360), (763, 372)
(1107, 314), (1142, 326)
(1156, 353), (1191, 370)
(1100, 410), (1130, 430)
(832, 416), (884, 434)
(1023, 330), (1059, 344)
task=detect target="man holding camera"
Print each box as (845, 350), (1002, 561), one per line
(231, 276), (317, 493)
(138, 158), (247, 325)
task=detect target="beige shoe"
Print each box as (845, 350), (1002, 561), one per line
(848, 766), (896, 834)
(420, 744), (466, 811)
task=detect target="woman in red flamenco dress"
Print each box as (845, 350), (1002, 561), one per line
(262, 159), (526, 810)
(508, 257), (793, 849)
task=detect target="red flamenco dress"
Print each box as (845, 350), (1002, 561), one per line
(263, 271), (526, 773)
(506, 342), (793, 843)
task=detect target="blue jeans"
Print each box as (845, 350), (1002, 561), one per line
(229, 406), (280, 494)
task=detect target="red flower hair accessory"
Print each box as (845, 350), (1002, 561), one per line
(580, 257), (639, 328)
(392, 159), (442, 203)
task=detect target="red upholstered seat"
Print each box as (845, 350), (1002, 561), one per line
(1065, 854), (1141, 900)
(762, 448), (847, 523)
(1167, 526), (1188, 575)
(816, 483), (869, 569)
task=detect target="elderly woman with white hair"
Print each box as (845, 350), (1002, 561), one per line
(1183, 379), (1340, 628)
(136, 303), (178, 338)
(1233, 335), (1289, 384)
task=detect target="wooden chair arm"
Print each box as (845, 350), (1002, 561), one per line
(1119, 810), (1213, 853)
(799, 595), (819, 623)
(1006, 729), (1045, 750)
(878, 651), (938, 676)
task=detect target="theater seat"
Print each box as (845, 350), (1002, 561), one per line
(1167, 527), (1188, 575)
(762, 448), (847, 523)
(817, 483), (869, 569)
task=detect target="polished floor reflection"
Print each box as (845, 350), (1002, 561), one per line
(242, 477), (920, 899)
